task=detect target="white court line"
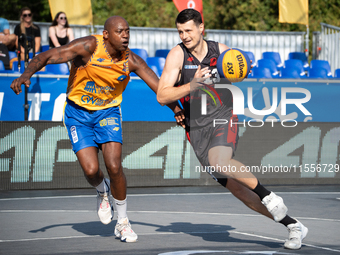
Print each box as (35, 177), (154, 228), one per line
(1, 191), (340, 201)
(0, 210), (94, 213)
(0, 234), (108, 243)
(1, 210), (340, 223)
(1, 228), (340, 253)
(230, 230), (340, 253)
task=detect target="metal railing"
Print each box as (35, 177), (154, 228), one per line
(8, 20), (92, 49)
(204, 29), (305, 65)
(94, 25), (305, 62)
(318, 23), (340, 74)
(9, 20), (305, 64)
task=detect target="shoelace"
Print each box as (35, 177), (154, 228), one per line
(262, 194), (272, 206)
(117, 221), (131, 232)
(98, 192), (110, 207)
(288, 225), (301, 240)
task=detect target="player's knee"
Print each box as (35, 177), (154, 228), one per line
(106, 162), (123, 176)
(83, 164), (100, 179)
(210, 161), (232, 177)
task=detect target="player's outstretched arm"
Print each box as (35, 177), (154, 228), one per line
(10, 36), (96, 95)
(129, 51), (159, 93)
(157, 46), (211, 106)
(129, 51), (183, 115)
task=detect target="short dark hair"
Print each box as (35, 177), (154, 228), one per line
(175, 9), (202, 26)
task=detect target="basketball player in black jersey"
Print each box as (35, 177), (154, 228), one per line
(157, 9), (308, 250)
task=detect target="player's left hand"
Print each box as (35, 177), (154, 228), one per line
(174, 110), (185, 128)
(10, 76), (31, 95)
(248, 60), (253, 76)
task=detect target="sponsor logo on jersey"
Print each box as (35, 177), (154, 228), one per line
(117, 75), (127, 81)
(81, 95), (117, 106)
(210, 57), (217, 66)
(84, 82), (115, 95)
(84, 81), (97, 93)
(184, 65), (198, 69)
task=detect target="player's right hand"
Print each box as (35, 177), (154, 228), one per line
(194, 65), (211, 79)
(190, 66), (211, 92)
(10, 77), (31, 95)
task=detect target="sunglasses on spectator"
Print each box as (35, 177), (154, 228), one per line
(23, 13), (32, 17)
(59, 17), (67, 20)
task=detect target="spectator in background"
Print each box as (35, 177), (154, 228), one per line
(49, 12), (74, 48)
(14, 7), (41, 61)
(0, 17), (16, 51)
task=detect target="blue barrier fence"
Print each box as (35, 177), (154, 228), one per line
(0, 75), (339, 122)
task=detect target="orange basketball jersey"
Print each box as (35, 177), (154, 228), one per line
(67, 35), (130, 110)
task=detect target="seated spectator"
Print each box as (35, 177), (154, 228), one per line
(0, 17), (16, 51)
(49, 12), (74, 48)
(14, 7), (41, 61)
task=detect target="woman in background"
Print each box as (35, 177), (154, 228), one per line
(14, 7), (41, 60)
(49, 12), (74, 48)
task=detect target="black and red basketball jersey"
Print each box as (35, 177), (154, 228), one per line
(175, 40), (233, 130)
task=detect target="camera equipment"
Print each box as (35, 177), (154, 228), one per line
(18, 33), (35, 120)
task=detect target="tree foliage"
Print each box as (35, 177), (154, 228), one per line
(91, 0), (179, 28)
(204, 0), (340, 33)
(0, 0), (51, 22)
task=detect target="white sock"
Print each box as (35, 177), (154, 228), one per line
(95, 178), (109, 193)
(114, 198), (127, 222)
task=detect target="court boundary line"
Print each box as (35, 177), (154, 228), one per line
(0, 227), (339, 253)
(1, 209), (340, 223)
(1, 191), (340, 201)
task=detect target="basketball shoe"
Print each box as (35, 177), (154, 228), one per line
(261, 192), (288, 222)
(284, 220), (308, 249)
(114, 217), (138, 242)
(96, 178), (114, 225)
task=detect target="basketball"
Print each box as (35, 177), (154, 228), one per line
(216, 48), (251, 83)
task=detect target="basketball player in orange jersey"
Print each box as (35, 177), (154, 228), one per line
(10, 16), (181, 243)
(157, 9), (308, 250)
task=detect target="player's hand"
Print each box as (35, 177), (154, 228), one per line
(10, 76), (31, 95)
(174, 109), (185, 128)
(247, 60), (253, 76)
(194, 65), (211, 79)
(190, 65), (211, 91)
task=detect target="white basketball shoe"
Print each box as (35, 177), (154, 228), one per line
(284, 220), (308, 249)
(96, 178), (114, 225)
(114, 217), (138, 242)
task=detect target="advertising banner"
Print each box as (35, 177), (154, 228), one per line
(1, 121), (339, 190)
(1, 76), (340, 122)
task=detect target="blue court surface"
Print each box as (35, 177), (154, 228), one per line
(0, 185), (339, 255)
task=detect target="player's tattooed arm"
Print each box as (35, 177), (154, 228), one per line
(129, 51), (159, 93)
(20, 36), (96, 78)
(10, 36), (96, 94)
